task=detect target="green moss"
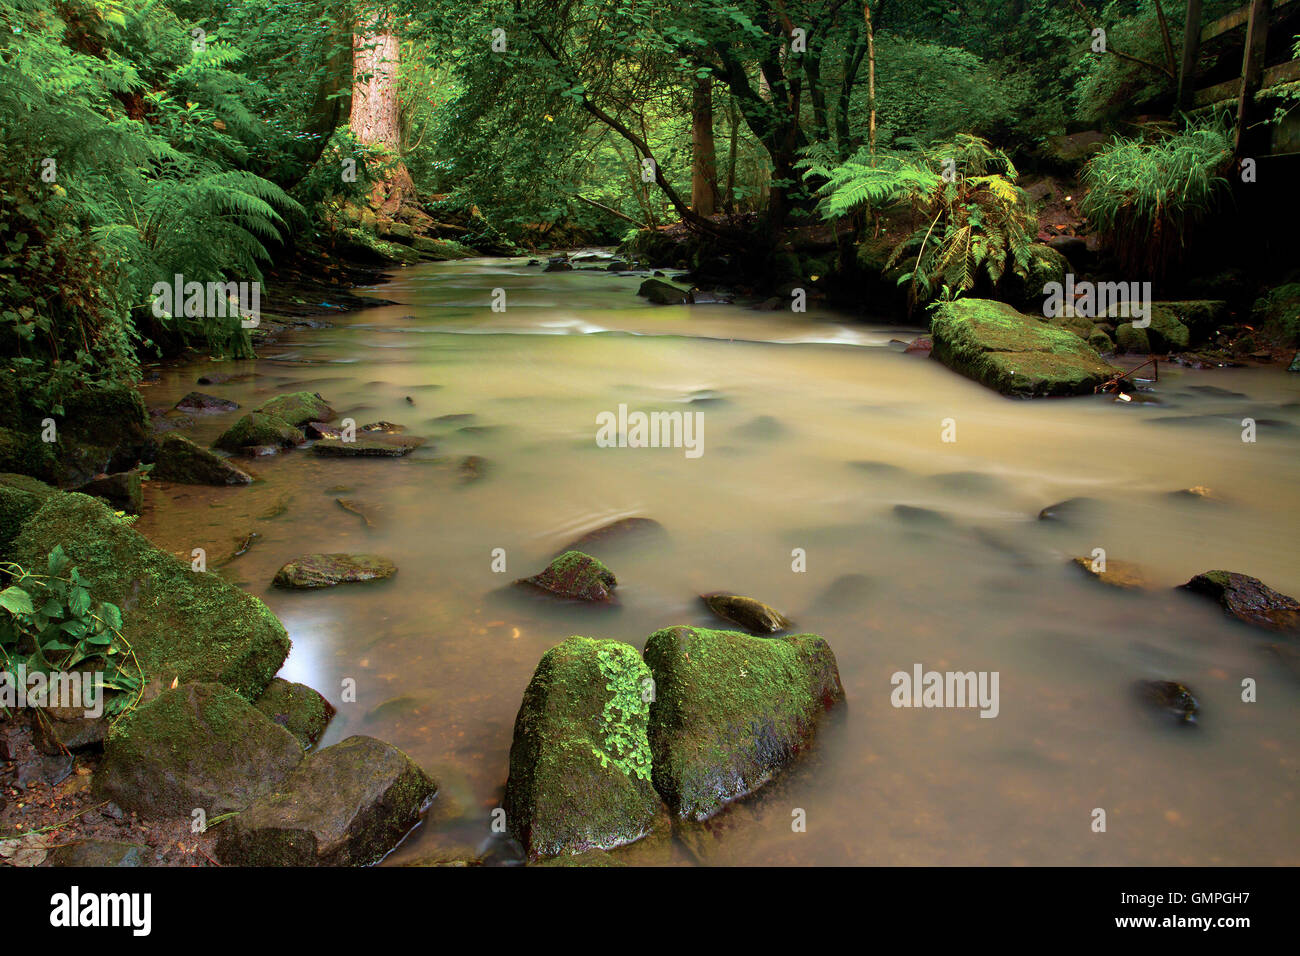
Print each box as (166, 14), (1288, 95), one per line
(254, 678), (336, 749)
(644, 626), (844, 821)
(0, 472), (57, 559)
(516, 550), (617, 601)
(0, 426), (58, 482)
(411, 236), (477, 260)
(213, 413), (304, 452)
(504, 636), (660, 861)
(11, 493), (290, 698)
(254, 392), (334, 427)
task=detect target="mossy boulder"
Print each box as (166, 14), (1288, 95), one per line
(412, 236), (477, 260)
(1253, 284), (1300, 345)
(254, 678), (336, 749)
(929, 298), (1115, 396)
(0, 426), (58, 483)
(11, 493), (290, 697)
(644, 626), (844, 821)
(215, 735), (437, 866)
(504, 637), (660, 861)
(98, 682), (304, 818)
(254, 392), (334, 427)
(152, 433), (254, 485)
(1114, 321), (1151, 354)
(0, 472), (57, 558)
(213, 413), (305, 453)
(638, 277), (688, 305)
(516, 550), (617, 602)
(272, 553), (397, 589)
(1180, 571), (1300, 634)
(59, 383), (150, 471)
(75, 470), (143, 515)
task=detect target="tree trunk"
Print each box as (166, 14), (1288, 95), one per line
(350, 21), (413, 216)
(691, 77), (719, 217)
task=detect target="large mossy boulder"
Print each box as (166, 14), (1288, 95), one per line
(254, 392), (334, 428)
(504, 637), (661, 861)
(213, 413), (305, 453)
(929, 298), (1115, 396)
(0, 427), (58, 483)
(644, 626), (844, 821)
(59, 383), (150, 471)
(254, 678), (336, 750)
(215, 735), (437, 866)
(411, 236), (477, 260)
(637, 277), (688, 305)
(152, 433), (254, 485)
(98, 682), (304, 818)
(11, 493), (290, 697)
(0, 472), (57, 558)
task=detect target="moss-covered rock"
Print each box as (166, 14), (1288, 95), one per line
(12, 493), (290, 697)
(213, 413), (304, 453)
(310, 436), (423, 457)
(59, 383), (149, 471)
(1180, 570), (1300, 633)
(504, 637), (661, 861)
(0, 426), (58, 483)
(644, 626), (844, 821)
(1114, 321), (1151, 354)
(411, 236), (477, 260)
(0, 472), (57, 558)
(637, 277), (687, 305)
(254, 678), (335, 750)
(929, 298), (1115, 396)
(215, 735), (437, 866)
(702, 593), (791, 634)
(1253, 284), (1300, 345)
(75, 470), (143, 515)
(98, 682), (304, 817)
(1071, 556), (1151, 590)
(254, 392), (334, 427)
(152, 433), (254, 485)
(515, 550), (617, 602)
(272, 553), (396, 589)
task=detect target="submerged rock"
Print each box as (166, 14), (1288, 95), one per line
(311, 436), (423, 457)
(701, 593), (791, 634)
(1036, 497), (1101, 523)
(557, 516), (665, 555)
(216, 735), (437, 866)
(637, 277), (687, 305)
(504, 637), (660, 861)
(98, 682), (303, 817)
(644, 626), (844, 821)
(1136, 680), (1199, 724)
(1180, 571), (1300, 633)
(254, 678), (336, 750)
(929, 299), (1114, 396)
(254, 391), (334, 427)
(458, 454), (488, 483)
(152, 434), (254, 485)
(272, 553), (397, 589)
(213, 413), (304, 454)
(174, 391), (240, 414)
(1072, 556), (1151, 590)
(516, 550), (617, 602)
(13, 493), (289, 697)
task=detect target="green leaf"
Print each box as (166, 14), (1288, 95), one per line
(0, 587), (34, 616)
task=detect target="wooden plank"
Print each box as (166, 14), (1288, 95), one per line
(1201, 0), (1295, 43)
(1236, 0), (1273, 153)
(1192, 59), (1300, 108)
(1178, 0), (1205, 108)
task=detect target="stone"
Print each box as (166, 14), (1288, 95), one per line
(1180, 571), (1300, 633)
(637, 278), (688, 305)
(253, 392), (334, 428)
(213, 413), (304, 453)
(74, 470), (143, 514)
(515, 550), (617, 602)
(272, 553), (397, 589)
(310, 436), (423, 457)
(701, 593), (791, 634)
(254, 678), (335, 749)
(46, 840), (150, 867)
(0, 472), (57, 557)
(152, 433), (254, 485)
(174, 392), (239, 414)
(1072, 556), (1151, 590)
(215, 735), (437, 866)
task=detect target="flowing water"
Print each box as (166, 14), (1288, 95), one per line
(135, 258), (1300, 866)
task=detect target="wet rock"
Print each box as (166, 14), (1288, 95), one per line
(929, 299), (1114, 396)
(47, 839), (150, 867)
(1072, 556), (1151, 590)
(254, 391), (334, 427)
(645, 626), (844, 821)
(216, 735), (437, 866)
(812, 574), (872, 613)
(458, 455), (487, 483)
(272, 553), (397, 589)
(1136, 680), (1199, 725)
(254, 678), (335, 750)
(1036, 497), (1101, 523)
(893, 504), (952, 526)
(701, 593), (791, 634)
(16, 752), (73, 787)
(175, 392), (240, 414)
(98, 682), (303, 817)
(75, 470), (143, 515)
(360, 421), (404, 433)
(33, 708), (108, 755)
(1169, 485), (1217, 500)
(311, 436), (423, 457)
(904, 336), (933, 354)
(152, 434), (254, 486)
(688, 290), (733, 305)
(605, 259), (629, 271)
(516, 550), (617, 602)
(304, 422), (342, 440)
(334, 497), (375, 527)
(637, 278), (687, 305)
(504, 637), (660, 861)
(1180, 571), (1300, 633)
(213, 413), (305, 453)
(13, 494), (289, 697)
(735, 415), (785, 441)
(543, 259), (573, 273)
(557, 517), (665, 555)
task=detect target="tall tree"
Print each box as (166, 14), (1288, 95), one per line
(691, 76), (720, 217)
(351, 8), (414, 214)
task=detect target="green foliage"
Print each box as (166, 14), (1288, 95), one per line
(810, 134), (1036, 308)
(592, 644), (652, 781)
(0, 545), (145, 718)
(1080, 124), (1232, 279)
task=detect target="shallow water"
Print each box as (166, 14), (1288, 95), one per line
(135, 258), (1300, 866)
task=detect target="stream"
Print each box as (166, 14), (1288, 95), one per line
(134, 257), (1300, 865)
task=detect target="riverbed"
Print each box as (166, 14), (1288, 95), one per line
(134, 258), (1300, 865)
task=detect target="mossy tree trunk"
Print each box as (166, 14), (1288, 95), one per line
(350, 14), (414, 216)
